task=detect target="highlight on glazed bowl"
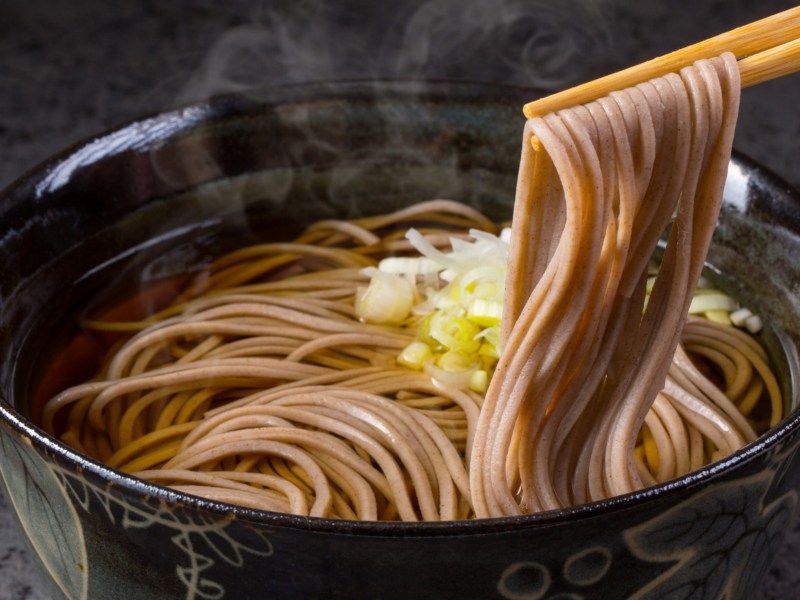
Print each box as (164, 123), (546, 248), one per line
(1, 81), (799, 600)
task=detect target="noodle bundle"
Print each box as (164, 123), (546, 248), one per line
(42, 54), (782, 521)
(471, 52), (752, 517)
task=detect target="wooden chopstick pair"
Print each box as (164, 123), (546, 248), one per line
(523, 7), (800, 118)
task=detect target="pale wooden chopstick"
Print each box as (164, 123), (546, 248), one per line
(523, 7), (800, 118)
(739, 36), (800, 88)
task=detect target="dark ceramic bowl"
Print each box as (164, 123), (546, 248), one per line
(1, 81), (799, 600)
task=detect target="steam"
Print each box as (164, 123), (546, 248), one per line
(140, 0), (621, 299)
(389, 0), (616, 89)
(168, 0), (619, 217)
(177, 0), (618, 103)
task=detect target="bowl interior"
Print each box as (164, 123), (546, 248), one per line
(1, 80), (800, 528)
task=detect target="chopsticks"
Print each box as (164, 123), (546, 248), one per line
(523, 7), (800, 118)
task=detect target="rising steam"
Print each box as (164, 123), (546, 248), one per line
(178, 0), (617, 102)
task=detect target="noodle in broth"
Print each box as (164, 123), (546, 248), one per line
(42, 53), (782, 520)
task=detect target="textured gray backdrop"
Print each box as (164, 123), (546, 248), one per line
(1, 1), (799, 598)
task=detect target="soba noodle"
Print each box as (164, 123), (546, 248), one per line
(470, 52), (755, 517)
(42, 53), (782, 521)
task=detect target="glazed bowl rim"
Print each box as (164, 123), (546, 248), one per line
(1, 78), (799, 536)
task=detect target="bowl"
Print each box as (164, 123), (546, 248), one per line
(1, 81), (799, 600)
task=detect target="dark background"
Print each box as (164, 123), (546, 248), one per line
(1, 1), (799, 598)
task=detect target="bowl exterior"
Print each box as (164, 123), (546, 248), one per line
(1, 415), (799, 599)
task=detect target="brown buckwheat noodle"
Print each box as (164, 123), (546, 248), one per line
(43, 54), (781, 520)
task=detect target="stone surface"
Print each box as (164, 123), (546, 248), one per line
(1, 1), (799, 598)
